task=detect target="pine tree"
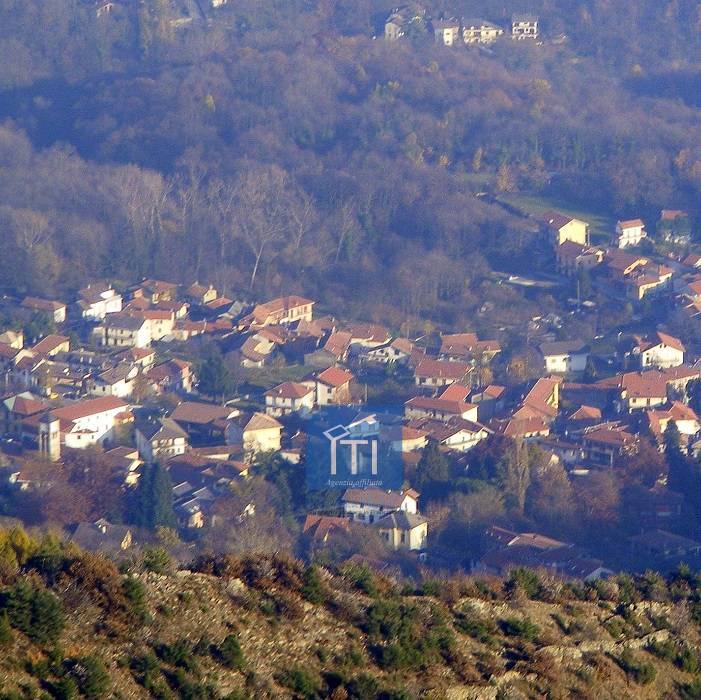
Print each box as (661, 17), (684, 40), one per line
(133, 463), (176, 530)
(150, 463), (177, 529)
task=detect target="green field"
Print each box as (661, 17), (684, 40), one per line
(499, 192), (616, 244)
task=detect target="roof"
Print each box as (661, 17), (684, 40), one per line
(440, 333), (500, 357)
(137, 417), (188, 441)
(302, 514), (350, 541)
(21, 296), (65, 312)
(32, 335), (69, 356)
(618, 218), (645, 229)
(654, 331), (684, 353)
(250, 295), (315, 323)
(540, 340), (589, 357)
(342, 488), (418, 508)
(620, 371), (667, 399)
(375, 511), (427, 531)
(405, 396), (475, 416)
(104, 313), (148, 331)
(244, 412), (282, 432)
(322, 331), (352, 357)
(346, 323), (390, 344)
(265, 381), (314, 400)
(53, 396), (128, 422)
(568, 405), (601, 421)
(491, 416), (549, 438)
(414, 358), (471, 380)
(316, 366), (354, 387)
(171, 401), (231, 425)
(541, 211), (577, 231)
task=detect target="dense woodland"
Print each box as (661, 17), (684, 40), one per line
(1, 1), (701, 331)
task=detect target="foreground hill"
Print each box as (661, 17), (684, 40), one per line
(1, 535), (701, 698)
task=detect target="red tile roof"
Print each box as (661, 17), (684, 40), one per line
(316, 367), (354, 387)
(265, 381), (314, 400)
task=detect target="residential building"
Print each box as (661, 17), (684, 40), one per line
(414, 358), (471, 390)
(240, 295), (314, 329)
(265, 382), (315, 417)
(186, 282), (218, 305)
(375, 511), (428, 550)
(361, 337), (414, 365)
(433, 18), (460, 46)
(227, 412), (283, 457)
(147, 359), (194, 394)
(87, 363), (139, 398)
(463, 19), (503, 44)
(96, 313), (151, 348)
(342, 487), (419, 523)
(51, 396), (130, 449)
(541, 212), (589, 247)
(312, 366), (354, 406)
(405, 395), (478, 422)
(136, 417), (189, 463)
(78, 283), (123, 320)
(555, 241), (604, 276)
(621, 332), (684, 369)
(21, 296), (66, 324)
(614, 219), (646, 248)
(439, 333), (501, 362)
(540, 340), (589, 374)
(511, 13), (538, 40)
(32, 334), (70, 358)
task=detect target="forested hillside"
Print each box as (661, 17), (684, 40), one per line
(0, 0), (700, 328)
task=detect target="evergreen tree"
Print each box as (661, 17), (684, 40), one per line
(665, 421), (688, 492)
(133, 463), (176, 530)
(197, 353), (233, 400)
(415, 439), (451, 501)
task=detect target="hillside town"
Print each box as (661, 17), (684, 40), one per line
(1, 203), (701, 579)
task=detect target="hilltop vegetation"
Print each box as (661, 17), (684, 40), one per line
(1, 529), (701, 697)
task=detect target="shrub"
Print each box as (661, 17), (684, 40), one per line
(678, 646), (699, 674)
(217, 634), (245, 670)
(142, 547), (171, 575)
(51, 677), (79, 700)
(122, 576), (149, 622)
(680, 678), (701, 699)
(0, 579), (64, 646)
(500, 616), (539, 642)
(507, 568), (542, 599)
(453, 606), (498, 645)
(340, 563), (378, 597)
(301, 566), (328, 605)
(70, 655), (110, 699)
(618, 648), (657, 685)
(277, 665), (322, 698)
(155, 638), (199, 674)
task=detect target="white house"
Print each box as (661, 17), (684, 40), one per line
(623, 332), (684, 369)
(52, 396), (129, 449)
(615, 219), (646, 249)
(264, 381), (315, 417)
(540, 340), (590, 374)
(342, 487), (419, 524)
(95, 314), (152, 348)
(87, 363), (139, 398)
(361, 338), (413, 365)
(78, 284), (123, 320)
(463, 19), (504, 44)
